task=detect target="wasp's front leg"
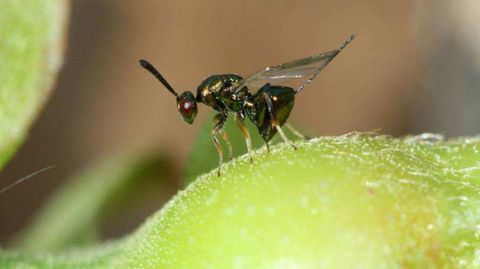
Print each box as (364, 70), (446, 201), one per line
(263, 93), (297, 150)
(211, 113), (231, 176)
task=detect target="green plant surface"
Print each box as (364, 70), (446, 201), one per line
(2, 135), (479, 268)
(0, 0), (68, 169)
(13, 149), (170, 252)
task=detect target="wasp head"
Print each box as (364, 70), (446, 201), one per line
(139, 59), (198, 124)
(176, 91), (197, 124)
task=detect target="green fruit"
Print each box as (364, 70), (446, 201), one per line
(2, 135), (479, 268)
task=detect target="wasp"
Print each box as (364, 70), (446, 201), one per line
(140, 34), (355, 176)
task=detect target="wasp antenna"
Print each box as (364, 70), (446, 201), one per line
(339, 33), (356, 51)
(139, 59), (178, 97)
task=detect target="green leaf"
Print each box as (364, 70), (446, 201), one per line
(2, 135), (480, 268)
(14, 148), (170, 252)
(0, 0), (68, 169)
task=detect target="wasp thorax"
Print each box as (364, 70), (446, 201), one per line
(177, 91), (198, 124)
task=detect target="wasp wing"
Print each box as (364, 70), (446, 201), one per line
(241, 50), (339, 91)
(237, 34), (355, 94)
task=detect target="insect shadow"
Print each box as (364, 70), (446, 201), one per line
(140, 34), (355, 176)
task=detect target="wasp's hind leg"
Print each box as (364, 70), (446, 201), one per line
(285, 123), (310, 140)
(263, 94), (297, 150)
(211, 113), (230, 176)
(235, 113), (253, 163)
(275, 125), (297, 150)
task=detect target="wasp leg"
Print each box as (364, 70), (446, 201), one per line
(263, 93), (297, 150)
(235, 113), (253, 162)
(211, 132), (223, 176)
(264, 124), (271, 153)
(275, 125), (297, 150)
(213, 113), (232, 160)
(285, 123), (310, 140)
(221, 130), (233, 160)
(212, 113), (229, 176)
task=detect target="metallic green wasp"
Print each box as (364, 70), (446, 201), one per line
(140, 34), (355, 175)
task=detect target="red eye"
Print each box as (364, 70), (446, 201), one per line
(179, 99), (193, 116)
(177, 91), (197, 124)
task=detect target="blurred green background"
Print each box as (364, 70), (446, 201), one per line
(1, 0), (479, 245)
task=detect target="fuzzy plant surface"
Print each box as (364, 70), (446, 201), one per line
(1, 135), (480, 268)
(0, 0), (68, 169)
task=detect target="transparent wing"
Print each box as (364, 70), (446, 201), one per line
(242, 50), (339, 91)
(237, 34), (355, 93)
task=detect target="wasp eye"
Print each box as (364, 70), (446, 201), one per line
(177, 91), (198, 124)
(179, 98), (194, 115)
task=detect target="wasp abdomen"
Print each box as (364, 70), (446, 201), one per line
(246, 83), (295, 142)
